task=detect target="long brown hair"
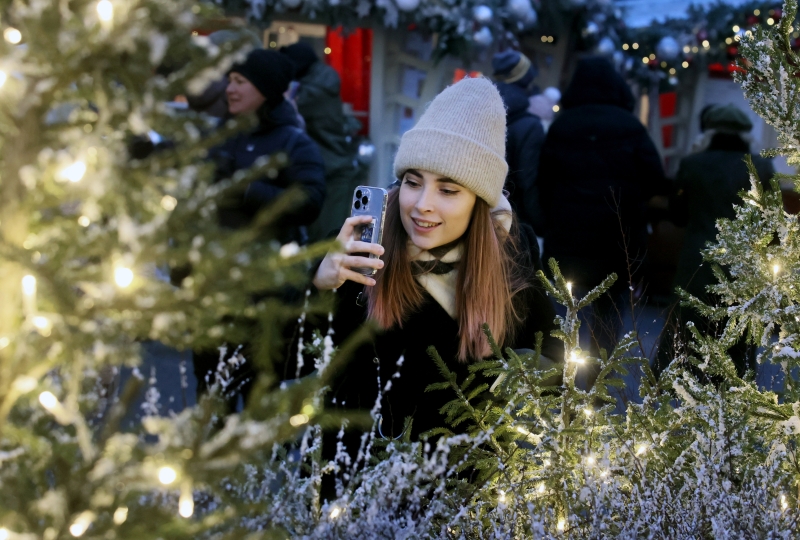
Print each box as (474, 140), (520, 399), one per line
(367, 187), (529, 361)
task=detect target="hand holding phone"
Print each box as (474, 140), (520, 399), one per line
(349, 186), (388, 275)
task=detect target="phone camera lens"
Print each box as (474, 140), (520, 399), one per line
(361, 196), (369, 206)
(355, 190), (363, 199)
(354, 200), (362, 210)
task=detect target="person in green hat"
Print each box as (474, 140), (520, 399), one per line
(654, 103), (775, 378)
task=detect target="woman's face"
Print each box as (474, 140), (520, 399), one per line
(399, 169), (477, 251)
(226, 72), (265, 115)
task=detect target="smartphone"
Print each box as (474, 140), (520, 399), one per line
(350, 185), (388, 275)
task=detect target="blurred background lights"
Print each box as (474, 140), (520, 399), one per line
(4, 28), (21, 44)
(158, 466), (177, 485)
(114, 267), (134, 288)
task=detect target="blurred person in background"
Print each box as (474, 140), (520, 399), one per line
(280, 42), (367, 241)
(654, 104), (774, 378)
(492, 50), (547, 237)
(537, 57), (665, 379)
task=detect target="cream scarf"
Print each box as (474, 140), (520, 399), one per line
(407, 195), (512, 319)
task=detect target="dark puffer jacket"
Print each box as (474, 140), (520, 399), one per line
(537, 57), (665, 288)
(320, 223), (562, 440)
(212, 99), (326, 243)
(497, 81), (546, 235)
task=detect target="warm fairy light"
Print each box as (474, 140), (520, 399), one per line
(636, 444), (648, 456)
(732, 25), (740, 32)
(569, 352), (584, 364)
(557, 518), (566, 531)
(622, 43), (629, 50)
(179, 493), (194, 518)
(32, 316), (50, 331)
(773, 264), (780, 276)
(114, 267), (134, 288)
(632, 42), (639, 49)
(113, 507), (128, 525)
(566, 281), (572, 293)
(160, 195), (177, 211)
(642, 56), (649, 64)
(781, 494), (788, 510)
(158, 466), (177, 485)
(60, 160), (87, 183)
(0, 337), (9, 349)
(290, 413), (309, 426)
(498, 490), (507, 504)
(600, 469), (609, 477)
(682, 61), (689, 68)
(324, 47), (332, 55)
(768, 17), (775, 25)
(22, 274), (36, 296)
(754, 8), (761, 15)
(329, 506), (342, 519)
(39, 391), (58, 410)
(78, 216), (91, 227)
(97, 0), (113, 22)
(537, 483), (545, 493)
(702, 40), (710, 47)
(543, 458), (551, 467)
(4, 28), (21, 44)
(586, 455), (595, 465)
(583, 408), (592, 417)
(552, 105), (560, 113)
(13, 376), (37, 393)
(0, 70), (7, 88)
(69, 511), (94, 537)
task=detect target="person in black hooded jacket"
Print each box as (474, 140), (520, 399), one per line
(537, 57), (665, 365)
(492, 50), (547, 236)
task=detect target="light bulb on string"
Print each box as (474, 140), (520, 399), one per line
(69, 511), (95, 537)
(4, 27), (21, 44)
(773, 263), (780, 277)
(158, 466), (177, 485)
(113, 507), (128, 525)
(97, 0), (113, 22)
(21, 274), (36, 315)
(59, 160), (86, 183)
(569, 352), (584, 364)
(498, 490), (507, 504)
(114, 267), (134, 288)
(179, 482), (194, 518)
(566, 281), (572, 294)
(557, 518), (566, 531)
(329, 505), (342, 519)
(38, 391), (58, 410)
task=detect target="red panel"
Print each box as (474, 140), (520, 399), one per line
(662, 125), (674, 148)
(325, 27), (372, 135)
(659, 92), (676, 118)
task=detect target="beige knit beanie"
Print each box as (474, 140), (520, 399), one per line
(393, 77), (508, 207)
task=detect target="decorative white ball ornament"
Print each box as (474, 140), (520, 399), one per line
(473, 26), (493, 47)
(395, 0), (420, 11)
(473, 5), (493, 24)
(656, 36), (680, 60)
(597, 37), (615, 56)
(507, 0), (532, 20)
(283, 0), (302, 8)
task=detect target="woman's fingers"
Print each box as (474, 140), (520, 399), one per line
(345, 240), (385, 256)
(337, 215), (375, 242)
(339, 268), (377, 287)
(340, 255), (384, 271)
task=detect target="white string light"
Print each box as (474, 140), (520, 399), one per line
(97, 0), (113, 22)
(0, 527), (9, 540)
(59, 161), (87, 183)
(113, 506), (128, 525)
(22, 275), (36, 315)
(3, 28), (21, 44)
(114, 267), (134, 288)
(39, 391), (58, 410)
(635, 444), (648, 456)
(329, 505), (342, 519)
(158, 466), (177, 485)
(0, 337), (10, 349)
(289, 413), (309, 426)
(569, 352), (584, 364)
(179, 484), (194, 518)
(69, 511), (95, 537)
(557, 518), (566, 531)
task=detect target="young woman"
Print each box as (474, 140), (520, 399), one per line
(313, 77), (561, 439)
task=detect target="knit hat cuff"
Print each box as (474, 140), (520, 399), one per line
(500, 54), (532, 84)
(394, 127), (508, 207)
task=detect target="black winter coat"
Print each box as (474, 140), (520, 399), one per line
(497, 82), (546, 235)
(537, 58), (665, 288)
(670, 135), (775, 300)
(322, 224), (562, 440)
(212, 99), (326, 243)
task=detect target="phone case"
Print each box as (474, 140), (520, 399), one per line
(350, 186), (388, 275)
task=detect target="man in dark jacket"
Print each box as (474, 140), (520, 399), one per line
(492, 50), (546, 235)
(280, 42), (367, 242)
(654, 104), (774, 378)
(537, 57), (665, 363)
